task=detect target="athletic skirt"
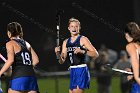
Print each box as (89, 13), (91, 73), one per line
(9, 76), (38, 91)
(69, 64), (90, 90)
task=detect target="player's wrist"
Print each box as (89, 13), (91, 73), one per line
(56, 51), (61, 59)
(82, 50), (87, 54)
(56, 51), (60, 54)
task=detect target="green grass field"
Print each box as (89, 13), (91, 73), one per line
(1, 77), (121, 93)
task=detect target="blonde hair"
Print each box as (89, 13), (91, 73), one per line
(68, 17), (81, 29)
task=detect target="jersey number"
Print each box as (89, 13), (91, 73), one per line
(21, 52), (32, 65)
(69, 53), (73, 64)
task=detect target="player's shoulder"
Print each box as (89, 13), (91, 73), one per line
(81, 35), (89, 39)
(25, 41), (31, 49)
(126, 42), (137, 51)
(6, 40), (14, 46)
(63, 38), (68, 42)
(80, 35), (90, 42)
(126, 42), (136, 48)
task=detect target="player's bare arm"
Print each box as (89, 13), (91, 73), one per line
(31, 47), (39, 67)
(0, 42), (14, 76)
(126, 43), (140, 85)
(26, 41), (39, 66)
(55, 39), (67, 64)
(81, 36), (99, 58)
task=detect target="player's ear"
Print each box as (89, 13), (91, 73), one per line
(79, 26), (81, 30)
(68, 27), (70, 30)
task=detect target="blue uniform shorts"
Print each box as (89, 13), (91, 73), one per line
(69, 64), (90, 90)
(131, 82), (140, 93)
(9, 76), (38, 91)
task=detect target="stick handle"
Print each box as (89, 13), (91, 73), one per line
(56, 12), (60, 60)
(112, 68), (133, 75)
(0, 54), (4, 93)
(56, 25), (60, 46)
(0, 53), (6, 62)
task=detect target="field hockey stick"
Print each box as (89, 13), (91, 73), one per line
(111, 68), (133, 75)
(56, 10), (64, 59)
(0, 53), (7, 93)
(0, 53), (6, 62)
(105, 64), (133, 75)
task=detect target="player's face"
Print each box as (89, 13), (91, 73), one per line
(68, 22), (80, 36)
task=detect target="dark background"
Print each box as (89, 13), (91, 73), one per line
(0, 0), (139, 71)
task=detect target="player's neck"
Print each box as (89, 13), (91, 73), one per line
(10, 36), (20, 40)
(71, 34), (79, 38)
(70, 34), (80, 42)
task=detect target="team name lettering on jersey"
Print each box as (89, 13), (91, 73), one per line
(67, 47), (80, 52)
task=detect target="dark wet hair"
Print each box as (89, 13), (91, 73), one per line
(7, 22), (23, 38)
(124, 22), (140, 42)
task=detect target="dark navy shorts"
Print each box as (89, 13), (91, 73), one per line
(9, 76), (38, 91)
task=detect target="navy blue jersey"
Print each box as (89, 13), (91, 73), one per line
(11, 39), (35, 79)
(66, 35), (86, 66)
